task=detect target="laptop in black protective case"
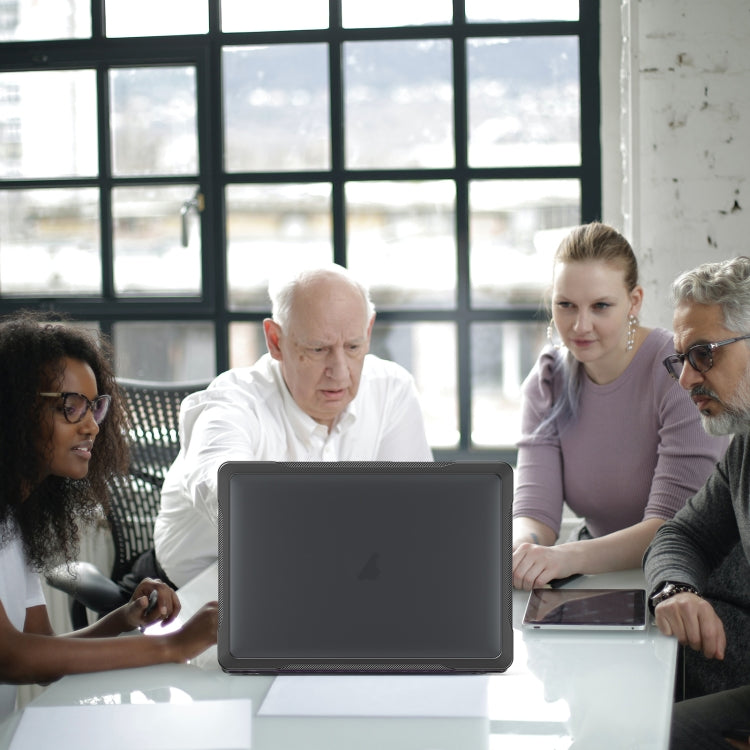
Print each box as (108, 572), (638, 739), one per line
(217, 460), (513, 674)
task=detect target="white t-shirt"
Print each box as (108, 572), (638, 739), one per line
(0, 532), (46, 720)
(154, 353), (433, 587)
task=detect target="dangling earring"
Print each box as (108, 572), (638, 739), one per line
(626, 314), (638, 352)
(547, 320), (563, 350)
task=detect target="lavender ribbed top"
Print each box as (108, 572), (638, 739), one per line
(514, 328), (730, 538)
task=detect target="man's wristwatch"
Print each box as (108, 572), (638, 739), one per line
(649, 581), (701, 612)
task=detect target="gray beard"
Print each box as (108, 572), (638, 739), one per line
(699, 370), (750, 435)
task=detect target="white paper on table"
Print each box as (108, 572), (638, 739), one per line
(259, 675), (487, 718)
(9, 699), (252, 750)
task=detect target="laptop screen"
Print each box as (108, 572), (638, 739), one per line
(218, 461), (513, 674)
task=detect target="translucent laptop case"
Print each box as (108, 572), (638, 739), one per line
(218, 461), (513, 674)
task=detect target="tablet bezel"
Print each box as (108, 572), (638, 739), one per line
(522, 587), (647, 631)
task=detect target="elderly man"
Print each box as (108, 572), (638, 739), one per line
(154, 264), (432, 588)
(644, 256), (750, 749)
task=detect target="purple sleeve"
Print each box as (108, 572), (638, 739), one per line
(643, 355), (729, 522)
(513, 348), (566, 537)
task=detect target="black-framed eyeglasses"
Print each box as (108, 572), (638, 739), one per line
(662, 334), (750, 380)
(39, 392), (111, 424)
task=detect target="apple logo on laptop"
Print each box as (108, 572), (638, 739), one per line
(357, 552), (381, 581)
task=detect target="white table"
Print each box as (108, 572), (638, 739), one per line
(0, 566), (677, 750)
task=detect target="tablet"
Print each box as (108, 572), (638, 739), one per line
(522, 588), (647, 631)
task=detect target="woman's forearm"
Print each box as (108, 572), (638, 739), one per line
(0, 629), (175, 685)
(513, 517), (558, 549)
(561, 517), (665, 574)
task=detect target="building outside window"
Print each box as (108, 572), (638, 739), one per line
(0, 0), (600, 460)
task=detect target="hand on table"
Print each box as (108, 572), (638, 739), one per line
(513, 542), (578, 591)
(653, 593), (726, 660)
(168, 602), (219, 661)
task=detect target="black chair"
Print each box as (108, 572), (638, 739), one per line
(45, 378), (209, 630)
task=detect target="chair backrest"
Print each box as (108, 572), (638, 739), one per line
(107, 378), (210, 582)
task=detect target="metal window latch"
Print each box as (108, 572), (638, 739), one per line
(180, 189), (205, 247)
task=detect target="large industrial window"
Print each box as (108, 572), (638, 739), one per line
(0, 0), (600, 460)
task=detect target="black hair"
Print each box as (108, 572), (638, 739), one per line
(0, 310), (129, 572)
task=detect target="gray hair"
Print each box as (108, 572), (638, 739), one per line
(269, 263), (376, 330)
(671, 256), (750, 334)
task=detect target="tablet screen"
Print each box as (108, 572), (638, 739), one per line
(522, 588), (647, 630)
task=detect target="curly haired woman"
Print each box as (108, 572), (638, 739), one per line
(0, 311), (217, 720)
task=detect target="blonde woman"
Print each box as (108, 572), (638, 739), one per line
(513, 223), (728, 589)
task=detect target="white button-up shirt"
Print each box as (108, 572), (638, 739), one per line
(154, 354), (432, 587)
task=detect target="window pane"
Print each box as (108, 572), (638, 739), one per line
(113, 185), (202, 297)
(114, 322), (215, 381)
(468, 37), (580, 167)
(344, 40), (453, 169)
(342, 0), (452, 28)
(105, 0), (208, 37)
(472, 321), (547, 448)
(371, 322), (458, 449)
(465, 1), (579, 22)
(226, 184), (333, 310)
(223, 45), (330, 172)
(0, 70), (97, 178)
(0, 188), (100, 295)
(470, 179), (579, 308)
(347, 181), (455, 309)
(110, 67), (198, 177)
(221, 0), (328, 31)
(229, 322), (271, 369)
(0, 0), (91, 41)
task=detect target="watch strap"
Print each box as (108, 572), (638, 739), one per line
(648, 581), (700, 613)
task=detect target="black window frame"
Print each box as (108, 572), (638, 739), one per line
(0, 0), (601, 462)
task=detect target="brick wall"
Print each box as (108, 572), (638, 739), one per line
(605, 0), (750, 329)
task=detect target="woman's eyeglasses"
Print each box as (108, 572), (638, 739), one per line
(662, 334), (750, 380)
(39, 392), (111, 424)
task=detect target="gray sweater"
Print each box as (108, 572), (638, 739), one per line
(644, 430), (750, 698)
(644, 431), (750, 591)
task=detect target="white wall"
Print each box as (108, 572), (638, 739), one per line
(602, 0), (750, 331)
